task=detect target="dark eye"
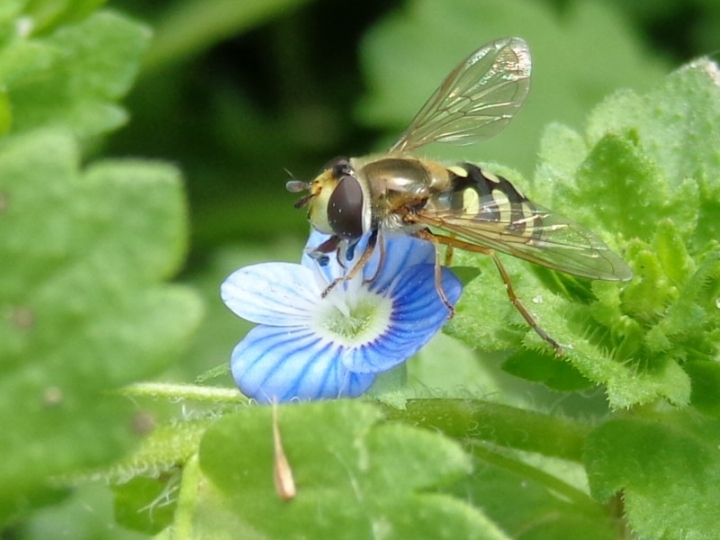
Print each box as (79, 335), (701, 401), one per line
(327, 175), (365, 240)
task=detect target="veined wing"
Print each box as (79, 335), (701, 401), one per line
(389, 37), (531, 154)
(416, 194), (633, 281)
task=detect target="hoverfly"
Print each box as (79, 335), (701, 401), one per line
(287, 37), (632, 354)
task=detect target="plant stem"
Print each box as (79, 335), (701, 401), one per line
(120, 382), (244, 403)
(173, 453), (201, 540)
(382, 398), (592, 462)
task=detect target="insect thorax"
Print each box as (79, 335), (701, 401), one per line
(353, 156), (435, 233)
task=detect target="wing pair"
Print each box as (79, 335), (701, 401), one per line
(389, 37), (631, 282)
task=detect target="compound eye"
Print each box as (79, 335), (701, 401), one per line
(327, 175), (365, 240)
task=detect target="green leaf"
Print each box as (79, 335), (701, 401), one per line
(587, 59), (720, 186)
(408, 333), (488, 397)
(0, 89), (11, 136)
(685, 360), (720, 416)
(20, 0), (106, 34)
(654, 219), (696, 285)
(621, 239), (677, 325)
(450, 453), (616, 540)
(448, 265), (482, 287)
(585, 411), (720, 540)
(519, 59), (720, 410)
(6, 10), (150, 140)
(444, 250), (528, 352)
(443, 56), (720, 409)
(113, 474), (179, 535)
(16, 482), (135, 540)
(174, 454), (265, 540)
(587, 59), (720, 251)
(198, 401), (510, 540)
(0, 130), (202, 520)
(502, 348), (592, 392)
(571, 132), (670, 240)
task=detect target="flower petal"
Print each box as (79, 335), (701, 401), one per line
(231, 325), (376, 403)
(365, 234), (435, 294)
(342, 263), (462, 373)
(302, 230), (436, 293)
(221, 263), (321, 326)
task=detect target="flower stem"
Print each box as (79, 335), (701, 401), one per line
(382, 398), (591, 462)
(120, 382), (244, 403)
(173, 453), (201, 540)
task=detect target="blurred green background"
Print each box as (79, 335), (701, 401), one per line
(100, 0), (719, 381)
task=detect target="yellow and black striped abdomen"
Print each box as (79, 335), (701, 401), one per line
(430, 163), (545, 241)
(418, 162), (632, 281)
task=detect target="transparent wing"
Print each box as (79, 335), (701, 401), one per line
(416, 198), (633, 281)
(389, 37), (532, 154)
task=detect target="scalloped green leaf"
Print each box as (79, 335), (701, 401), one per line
(5, 10), (150, 140)
(198, 401), (510, 540)
(443, 243), (694, 409)
(571, 132), (671, 240)
(518, 59), (720, 409)
(585, 411), (720, 540)
(588, 60), (720, 250)
(587, 59), (720, 183)
(502, 348), (592, 392)
(0, 130), (202, 520)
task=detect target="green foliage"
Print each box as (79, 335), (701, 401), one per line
(448, 59), (720, 412)
(442, 54), (720, 540)
(585, 411), (720, 539)
(0, 2), (202, 528)
(196, 401), (508, 540)
(1, 10), (150, 140)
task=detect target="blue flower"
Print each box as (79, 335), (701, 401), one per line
(221, 231), (462, 403)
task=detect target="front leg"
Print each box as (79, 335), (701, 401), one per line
(305, 234), (342, 267)
(321, 230), (380, 297)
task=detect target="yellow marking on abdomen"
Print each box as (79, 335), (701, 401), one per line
(482, 169), (501, 184)
(492, 188), (511, 223)
(462, 188), (481, 215)
(447, 165), (470, 178)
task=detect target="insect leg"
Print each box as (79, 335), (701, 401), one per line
(321, 229), (379, 297)
(433, 243), (456, 317)
(415, 229), (563, 355)
(413, 229), (455, 316)
(363, 232), (386, 286)
(444, 239), (455, 266)
(489, 252), (564, 355)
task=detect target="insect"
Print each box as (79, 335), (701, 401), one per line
(287, 37), (632, 354)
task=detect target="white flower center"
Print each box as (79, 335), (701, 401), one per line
(310, 279), (393, 347)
